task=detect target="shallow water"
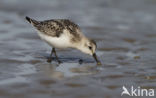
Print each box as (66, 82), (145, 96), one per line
(0, 0), (156, 98)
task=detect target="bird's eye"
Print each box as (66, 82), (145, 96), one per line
(88, 46), (92, 50)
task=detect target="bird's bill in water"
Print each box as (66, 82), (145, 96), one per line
(93, 53), (101, 65)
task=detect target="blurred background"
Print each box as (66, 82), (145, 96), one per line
(0, 0), (156, 98)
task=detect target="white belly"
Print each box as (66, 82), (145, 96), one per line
(38, 32), (71, 48)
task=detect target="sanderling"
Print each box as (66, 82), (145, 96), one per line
(25, 16), (101, 65)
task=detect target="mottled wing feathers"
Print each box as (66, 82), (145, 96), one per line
(39, 19), (80, 37)
(59, 19), (81, 42)
(26, 17), (82, 41)
(25, 16), (39, 25)
(61, 19), (79, 33)
(36, 20), (64, 37)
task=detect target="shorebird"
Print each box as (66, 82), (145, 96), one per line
(25, 16), (101, 65)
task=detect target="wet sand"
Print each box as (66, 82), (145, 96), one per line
(0, 0), (156, 98)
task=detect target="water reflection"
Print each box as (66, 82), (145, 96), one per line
(39, 62), (99, 79)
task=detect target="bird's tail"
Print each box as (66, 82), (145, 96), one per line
(25, 16), (39, 25)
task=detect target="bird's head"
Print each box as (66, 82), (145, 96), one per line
(80, 39), (96, 55)
(78, 38), (101, 65)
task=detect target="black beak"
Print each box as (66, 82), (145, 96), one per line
(93, 53), (101, 65)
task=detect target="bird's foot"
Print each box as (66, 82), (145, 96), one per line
(79, 59), (83, 64)
(57, 60), (62, 64)
(47, 58), (52, 63)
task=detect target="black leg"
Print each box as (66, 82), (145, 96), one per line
(47, 48), (54, 63)
(53, 48), (61, 64)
